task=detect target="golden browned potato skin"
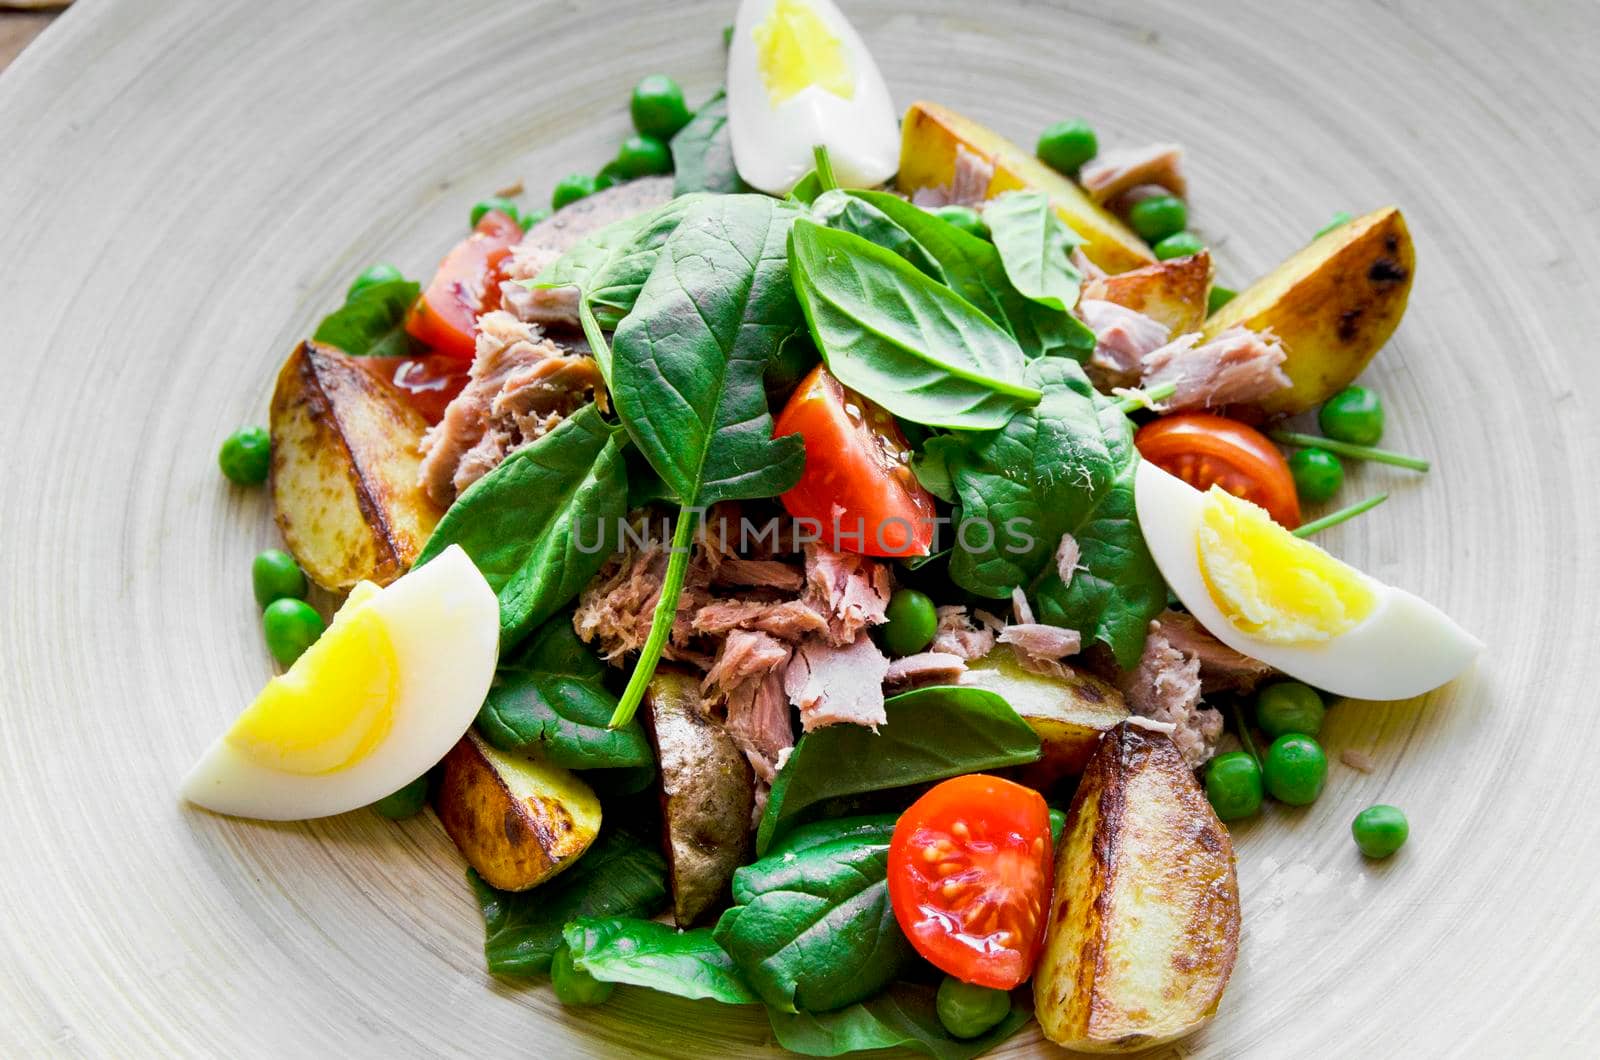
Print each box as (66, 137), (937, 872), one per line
(1035, 723), (1240, 1052)
(1204, 207), (1415, 416)
(896, 101), (1155, 274)
(1084, 252), (1213, 336)
(268, 341), (441, 591)
(645, 668), (755, 927)
(965, 646), (1128, 790)
(434, 731), (601, 892)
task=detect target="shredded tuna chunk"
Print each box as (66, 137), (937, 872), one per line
(691, 598), (829, 642)
(1142, 327), (1290, 411)
(1071, 247), (1107, 284)
(711, 557), (805, 592)
(999, 624), (1082, 662)
(417, 312), (602, 506)
(884, 651), (967, 688)
(930, 605), (998, 661)
(1079, 143), (1186, 205)
(704, 631), (795, 784)
(1117, 624), (1222, 768)
(1055, 534), (1081, 586)
(572, 524), (709, 667)
(784, 635), (890, 731)
(1079, 298), (1172, 390)
(801, 544), (891, 646)
(1153, 610), (1274, 693)
(703, 628), (791, 691)
(910, 144), (994, 208)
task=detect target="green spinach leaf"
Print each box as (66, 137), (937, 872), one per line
(943, 358), (1165, 668)
(310, 278), (421, 358)
(670, 90), (751, 196)
(470, 827), (668, 976)
(811, 190), (947, 282)
(562, 918), (758, 1004)
(788, 220), (1040, 430)
(985, 189), (1083, 312)
(415, 405), (627, 648)
(715, 817), (913, 1013)
(766, 982), (1031, 1059)
(756, 685), (1040, 854)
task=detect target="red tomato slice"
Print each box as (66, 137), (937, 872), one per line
(405, 210), (523, 361)
(356, 352), (470, 425)
(771, 364), (937, 558)
(887, 775), (1054, 989)
(1135, 412), (1302, 528)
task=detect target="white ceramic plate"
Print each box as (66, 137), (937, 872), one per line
(4, 0), (1600, 1055)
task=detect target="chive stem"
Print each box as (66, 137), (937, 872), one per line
(1270, 431), (1430, 472)
(1292, 493), (1388, 537)
(1114, 381), (1177, 414)
(1232, 702), (1261, 770)
(812, 144), (839, 193)
(609, 506), (697, 728)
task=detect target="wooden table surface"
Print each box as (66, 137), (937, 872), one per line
(0, 8), (59, 72)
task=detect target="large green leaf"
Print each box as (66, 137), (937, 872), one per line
(766, 982), (1031, 1059)
(788, 220), (1040, 430)
(670, 90), (751, 196)
(985, 189), (1083, 312)
(756, 685), (1040, 854)
(414, 405), (627, 648)
(310, 277), (421, 358)
(562, 918), (758, 1004)
(810, 189), (947, 282)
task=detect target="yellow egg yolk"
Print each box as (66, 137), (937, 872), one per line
(1197, 486), (1378, 644)
(227, 582), (399, 775)
(753, 0), (854, 105)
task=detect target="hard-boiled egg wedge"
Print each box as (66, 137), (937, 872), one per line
(727, 0), (899, 195)
(1135, 462), (1482, 700)
(182, 544), (498, 820)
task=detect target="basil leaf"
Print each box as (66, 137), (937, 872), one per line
(788, 220), (1040, 430)
(562, 918), (758, 1004)
(756, 685), (1041, 855)
(310, 278), (420, 358)
(470, 827), (668, 976)
(715, 820), (914, 1012)
(985, 189), (1084, 312)
(415, 405), (627, 647)
(811, 190), (947, 282)
(944, 358), (1165, 668)
(767, 982), (1031, 1059)
(670, 90), (751, 196)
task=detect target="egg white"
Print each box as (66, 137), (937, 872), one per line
(727, 0), (900, 195)
(181, 545), (499, 820)
(1135, 461), (1482, 701)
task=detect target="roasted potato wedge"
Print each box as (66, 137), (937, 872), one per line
(645, 668), (755, 927)
(434, 730), (601, 892)
(1084, 251), (1212, 336)
(897, 101), (1154, 274)
(269, 341), (440, 591)
(1035, 723), (1240, 1052)
(1203, 206), (1414, 416)
(964, 645), (1128, 790)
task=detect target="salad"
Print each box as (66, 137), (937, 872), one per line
(188, 0), (1481, 1054)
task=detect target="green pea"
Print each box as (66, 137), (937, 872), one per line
(346, 263), (404, 301)
(551, 173), (599, 211)
(518, 206), (550, 230)
(1289, 447), (1343, 506)
(1152, 231), (1205, 261)
(218, 426), (271, 485)
(1351, 804), (1409, 859)
(470, 196), (518, 228)
(630, 74), (691, 141)
(935, 976), (1011, 1039)
(592, 161), (628, 192)
(1206, 284), (1236, 315)
(1263, 733), (1327, 806)
(251, 549), (307, 609)
(1314, 211), (1354, 240)
(1318, 385), (1385, 445)
(550, 943), (614, 1007)
(262, 598), (325, 667)
(615, 134), (673, 179)
(1035, 120), (1098, 175)
(1127, 195), (1188, 243)
(1204, 751), (1263, 822)
(1255, 681), (1326, 738)
(1048, 807), (1067, 846)
(372, 775), (429, 819)
(881, 588), (938, 656)
(930, 204), (990, 240)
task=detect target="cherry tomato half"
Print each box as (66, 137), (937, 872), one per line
(887, 775), (1055, 989)
(1135, 412), (1301, 528)
(405, 210), (523, 361)
(356, 352), (470, 425)
(772, 364), (936, 558)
